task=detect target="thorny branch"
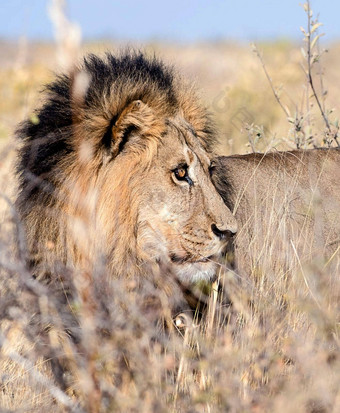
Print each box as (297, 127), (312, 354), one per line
(304, 0), (339, 146)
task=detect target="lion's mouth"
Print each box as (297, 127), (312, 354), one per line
(170, 253), (214, 265)
(170, 253), (219, 283)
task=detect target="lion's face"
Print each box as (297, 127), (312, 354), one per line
(98, 111), (237, 283)
(141, 119), (237, 282)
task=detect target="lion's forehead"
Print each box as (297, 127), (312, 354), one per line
(164, 118), (212, 168)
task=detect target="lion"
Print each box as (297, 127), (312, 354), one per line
(212, 148), (340, 276)
(15, 51), (237, 289)
(1, 51), (241, 410)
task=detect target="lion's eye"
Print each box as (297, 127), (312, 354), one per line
(173, 164), (193, 185)
(174, 166), (187, 180)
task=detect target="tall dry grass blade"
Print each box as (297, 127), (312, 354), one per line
(48, 0), (81, 70)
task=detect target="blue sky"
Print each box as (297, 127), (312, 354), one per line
(1, 0), (339, 42)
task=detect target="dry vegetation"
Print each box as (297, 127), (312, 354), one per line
(0, 2), (340, 412)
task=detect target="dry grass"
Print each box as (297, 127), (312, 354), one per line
(2, 38), (340, 151)
(0, 6), (340, 411)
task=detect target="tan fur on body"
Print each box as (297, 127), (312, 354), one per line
(213, 148), (340, 275)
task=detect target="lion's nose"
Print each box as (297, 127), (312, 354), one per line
(211, 223), (237, 240)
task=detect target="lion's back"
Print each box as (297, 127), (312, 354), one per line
(214, 148), (340, 274)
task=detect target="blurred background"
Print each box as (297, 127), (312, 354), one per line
(1, 0), (340, 154)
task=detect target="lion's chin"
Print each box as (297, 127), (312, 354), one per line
(173, 261), (218, 283)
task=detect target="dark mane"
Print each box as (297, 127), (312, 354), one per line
(15, 52), (178, 211)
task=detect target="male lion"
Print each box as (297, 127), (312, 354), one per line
(16, 52), (237, 289)
(212, 148), (340, 276)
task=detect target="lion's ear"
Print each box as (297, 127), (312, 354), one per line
(106, 100), (158, 157)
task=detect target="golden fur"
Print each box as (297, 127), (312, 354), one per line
(16, 52), (237, 284)
(213, 148), (340, 275)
